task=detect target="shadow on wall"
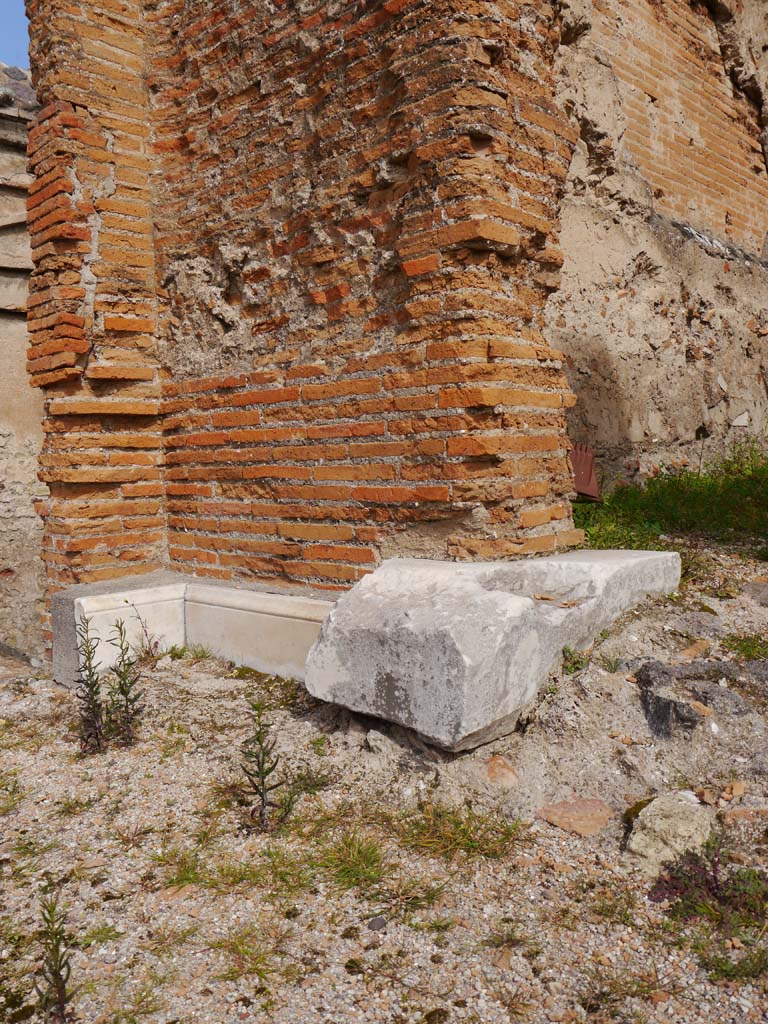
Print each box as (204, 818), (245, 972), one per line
(547, 158), (768, 485)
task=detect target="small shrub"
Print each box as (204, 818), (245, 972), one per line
(106, 619), (145, 745)
(34, 891), (73, 1023)
(241, 700), (286, 830)
(75, 617), (104, 753)
(649, 837), (768, 981)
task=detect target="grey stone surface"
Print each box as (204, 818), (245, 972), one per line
(304, 550), (681, 751)
(626, 791), (714, 876)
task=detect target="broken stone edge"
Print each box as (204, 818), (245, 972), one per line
(305, 550), (681, 752)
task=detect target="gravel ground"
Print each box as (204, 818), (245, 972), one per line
(1, 540), (767, 1024)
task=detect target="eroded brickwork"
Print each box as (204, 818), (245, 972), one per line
(26, 0), (582, 607)
(149, 0), (581, 585)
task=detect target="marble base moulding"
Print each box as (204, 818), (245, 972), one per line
(51, 571), (334, 686)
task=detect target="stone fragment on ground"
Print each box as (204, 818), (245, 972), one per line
(536, 797), (614, 837)
(626, 791), (714, 875)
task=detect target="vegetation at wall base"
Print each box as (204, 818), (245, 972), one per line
(575, 440), (768, 550)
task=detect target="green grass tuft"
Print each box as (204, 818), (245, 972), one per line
(574, 440), (768, 546)
(722, 634), (768, 660)
(318, 832), (389, 891)
(398, 801), (527, 861)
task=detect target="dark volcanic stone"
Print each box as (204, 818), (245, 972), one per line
(636, 662), (706, 738)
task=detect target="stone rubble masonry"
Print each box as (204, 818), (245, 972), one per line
(549, 0), (768, 479)
(24, 0), (584, 631)
(0, 64), (46, 654)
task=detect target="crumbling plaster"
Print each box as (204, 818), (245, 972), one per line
(0, 64), (46, 655)
(548, 0), (768, 481)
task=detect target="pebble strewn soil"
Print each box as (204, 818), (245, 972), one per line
(1, 542), (767, 1024)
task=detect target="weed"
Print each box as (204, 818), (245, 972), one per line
(11, 836), (57, 880)
(207, 857), (263, 892)
(591, 890), (637, 927)
(129, 603), (161, 664)
(206, 775), (250, 813)
(142, 923), (197, 954)
(722, 633), (768, 660)
(34, 891), (73, 1023)
(187, 643), (213, 663)
(574, 439), (768, 544)
(112, 823), (153, 850)
(261, 845), (316, 899)
(110, 968), (167, 1021)
(152, 845), (206, 888)
(371, 875), (445, 918)
(410, 917), (455, 934)
(210, 924), (283, 985)
(105, 619), (144, 744)
(599, 654), (623, 673)
(77, 923), (122, 949)
(699, 946), (768, 981)
(232, 666), (305, 710)
(483, 919), (539, 954)
(563, 646), (590, 675)
(398, 801), (527, 861)
(75, 616), (105, 753)
(241, 699), (286, 830)
(191, 812), (226, 851)
(492, 983), (533, 1022)
(54, 795), (97, 819)
(309, 735), (329, 756)
(319, 832), (390, 891)
(577, 964), (659, 1020)
(649, 838), (768, 935)
(284, 766), (337, 804)
(0, 771), (22, 815)
(649, 837), (768, 981)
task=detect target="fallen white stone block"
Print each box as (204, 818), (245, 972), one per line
(305, 550), (681, 751)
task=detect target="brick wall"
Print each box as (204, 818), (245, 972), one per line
(595, 0), (768, 255)
(26, 0), (165, 643)
(25, 0), (583, 608)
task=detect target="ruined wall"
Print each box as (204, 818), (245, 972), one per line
(26, 0), (165, 643)
(148, 0), (582, 587)
(0, 65), (46, 654)
(25, 0), (583, 610)
(549, 0), (768, 480)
